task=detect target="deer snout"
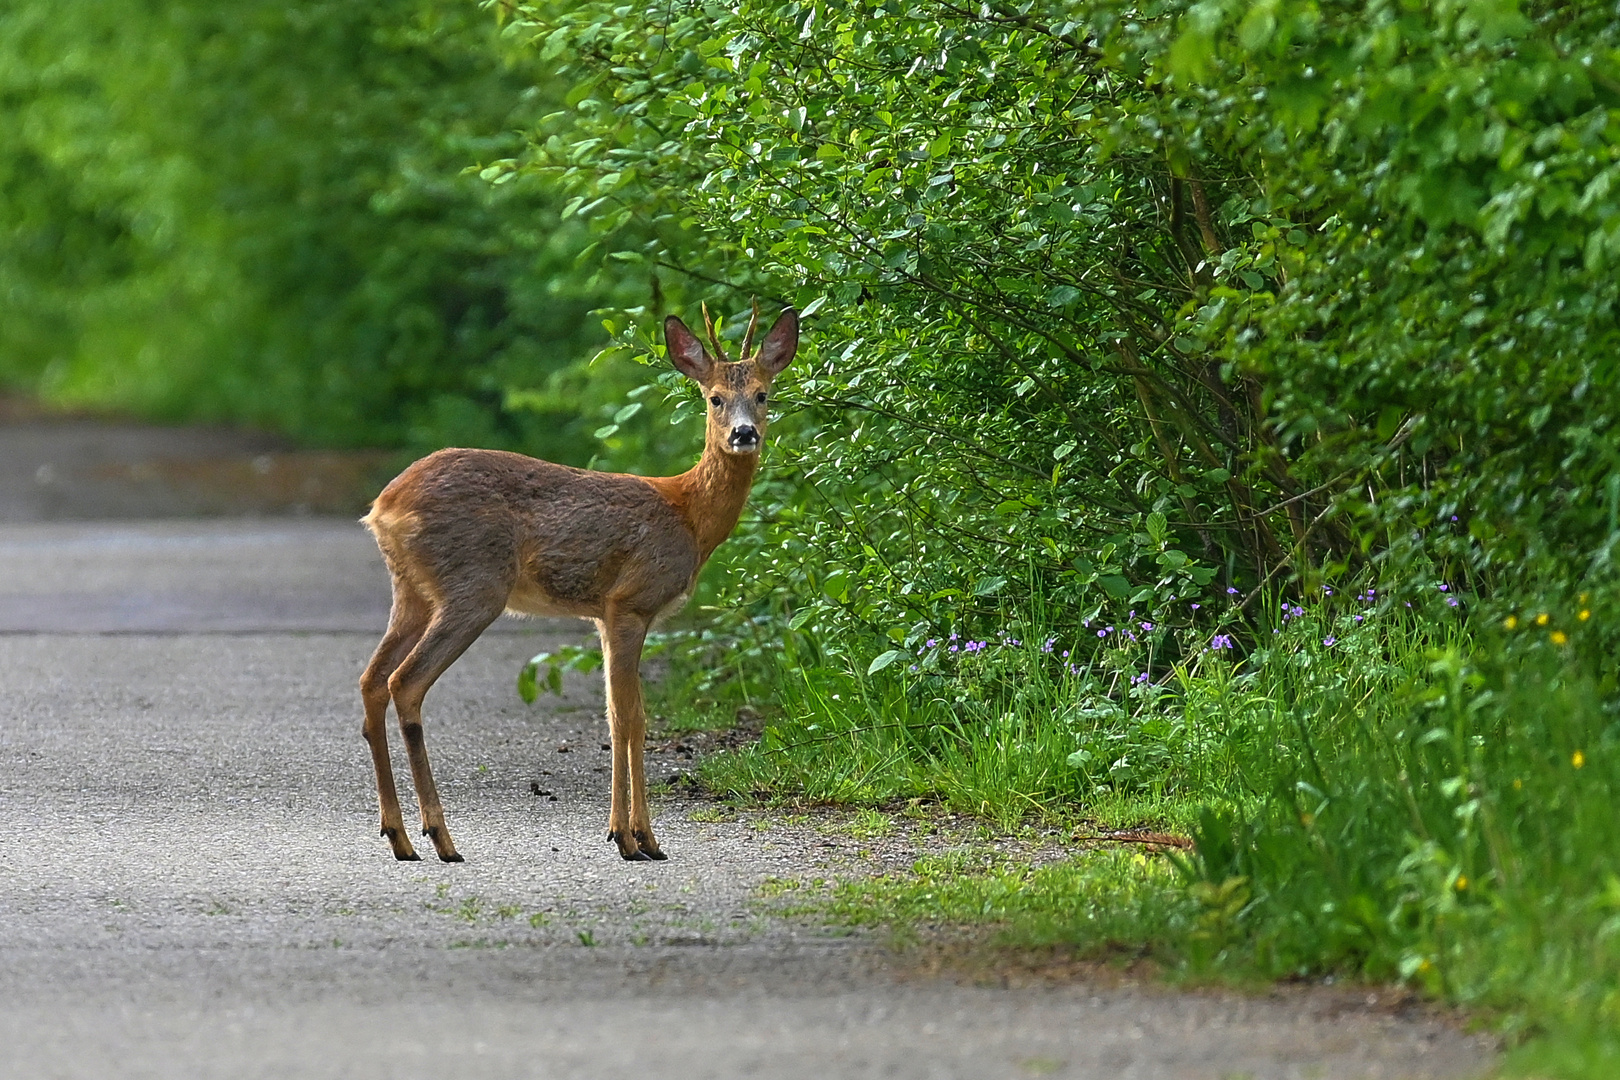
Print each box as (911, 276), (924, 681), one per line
(727, 424), (760, 451)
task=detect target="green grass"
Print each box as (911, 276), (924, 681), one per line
(700, 589), (1459, 831)
(691, 586), (1620, 1077)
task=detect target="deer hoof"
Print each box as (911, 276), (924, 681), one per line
(439, 851), (464, 863)
(608, 829), (652, 860)
(634, 832), (667, 860)
(382, 827), (420, 861)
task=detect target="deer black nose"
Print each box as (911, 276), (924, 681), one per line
(729, 424), (759, 447)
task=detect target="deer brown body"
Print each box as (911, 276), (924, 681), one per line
(359, 307), (799, 862)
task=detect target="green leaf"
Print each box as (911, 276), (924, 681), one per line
(1098, 575), (1131, 599)
(517, 661), (539, 704)
(867, 649), (906, 675)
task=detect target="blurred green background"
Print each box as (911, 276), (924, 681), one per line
(0, 0), (640, 461)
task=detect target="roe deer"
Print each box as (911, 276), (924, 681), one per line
(359, 304), (799, 862)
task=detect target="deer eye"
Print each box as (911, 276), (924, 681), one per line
(755, 392), (768, 404)
(709, 395), (723, 408)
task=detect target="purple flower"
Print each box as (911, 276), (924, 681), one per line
(1438, 584), (1449, 592)
(1323, 636), (1337, 647)
(1447, 598), (1459, 607)
(1354, 615), (1364, 623)
(1131, 672), (1149, 685)
(949, 645), (958, 653)
(1211, 634), (1234, 650)
(1096, 629), (1107, 638)
(1191, 603), (1201, 610)
(1140, 621), (1154, 631)
(1227, 587), (1239, 595)
(1042, 638), (1055, 653)
(925, 639), (937, 648)
(949, 632), (959, 641)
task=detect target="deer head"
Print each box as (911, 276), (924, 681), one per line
(664, 302), (799, 456)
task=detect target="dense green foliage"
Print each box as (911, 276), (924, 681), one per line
(499, 0), (1620, 631)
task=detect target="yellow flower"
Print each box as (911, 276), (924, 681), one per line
(1512, 778), (1523, 791)
(1503, 615), (1518, 630)
(1579, 609), (1590, 621)
(1535, 612), (1550, 626)
(1551, 630), (1569, 646)
(1573, 750), (1586, 769)
(1456, 875), (1468, 891)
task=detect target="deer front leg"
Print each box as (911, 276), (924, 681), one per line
(600, 613), (663, 861)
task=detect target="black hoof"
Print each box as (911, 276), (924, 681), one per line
(395, 850), (421, 862)
(439, 851), (464, 863)
(643, 849), (668, 861)
(620, 849), (653, 861)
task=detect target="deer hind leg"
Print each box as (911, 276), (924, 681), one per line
(361, 576), (432, 861)
(388, 590), (507, 862)
(599, 611), (663, 861)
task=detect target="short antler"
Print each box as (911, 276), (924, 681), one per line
(700, 302), (727, 362)
(739, 297), (761, 360)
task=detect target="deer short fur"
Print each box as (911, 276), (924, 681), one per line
(358, 305), (799, 862)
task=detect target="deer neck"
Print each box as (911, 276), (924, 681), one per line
(676, 440), (759, 562)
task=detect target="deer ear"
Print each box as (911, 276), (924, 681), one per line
(755, 308), (799, 376)
(664, 316), (713, 382)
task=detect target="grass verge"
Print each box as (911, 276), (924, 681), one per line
(692, 586), (1617, 1078)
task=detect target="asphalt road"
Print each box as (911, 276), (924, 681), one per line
(0, 412), (1495, 1079)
